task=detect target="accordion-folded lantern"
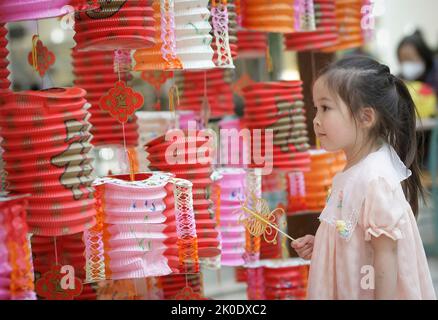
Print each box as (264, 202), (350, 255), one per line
(84, 172), (199, 282)
(242, 0), (295, 33)
(174, 0), (215, 69)
(243, 81), (311, 171)
(284, 0), (340, 52)
(72, 49), (139, 147)
(145, 130), (222, 267)
(74, 0), (156, 51)
(0, 0), (71, 23)
(0, 87), (96, 236)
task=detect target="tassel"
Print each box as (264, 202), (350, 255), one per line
(31, 35), (39, 72)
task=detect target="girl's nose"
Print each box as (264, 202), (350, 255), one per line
(313, 115), (321, 127)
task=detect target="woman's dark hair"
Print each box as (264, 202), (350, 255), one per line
(318, 56), (424, 217)
(397, 30), (435, 81)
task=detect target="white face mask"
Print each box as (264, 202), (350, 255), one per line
(401, 61), (426, 81)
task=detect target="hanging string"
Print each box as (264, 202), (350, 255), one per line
(54, 236), (58, 266)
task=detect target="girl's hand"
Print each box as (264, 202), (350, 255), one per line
(291, 235), (315, 260)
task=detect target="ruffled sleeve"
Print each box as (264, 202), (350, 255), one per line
(361, 176), (407, 241)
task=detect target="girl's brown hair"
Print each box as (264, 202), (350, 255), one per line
(318, 56), (424, 217)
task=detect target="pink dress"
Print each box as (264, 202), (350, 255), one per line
(307, 143), (436, 299)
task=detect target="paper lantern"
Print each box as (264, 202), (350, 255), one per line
(0, 0), (71, 23)
(242, 0), (295, 33)
(246, 265), (265, 300)
(235, 266), (247, 282)
(159, 273), (204, 300)
(243, 81), (311, 171)
(322, 0), (364, 52)
(145, 130), (222, 268)
(262, 259), (309, 300)
(214, 168), (246, 266)
(84, 172), (199, 282)
(73, 0), (156, 51)
(174, 0), (215, 69)
(236, 30), (267, 59)
(136, 111), (175, 172)
(0, 195), (36, 300)
(218, 117), (247, 168)
(210, 0), (234, 68)
(284, 0), (340, 52)
(69, 0), (99, 11)
(243, 168), (262, 263)
(72, 49), (139, 147)
(133, 0), (182, 71)
(0, 87), (96, 236)
(176, 69), (235, 117)
(0, 24), (10, 95)
(227, 0), (238, 59)
(31, 233), (86, 278)
(31, 232), (99, 300)
(287, 149), (345, 213)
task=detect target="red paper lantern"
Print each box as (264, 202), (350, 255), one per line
(0, 87), (96, 236)
(262, 259), (309, 300)
(69, 0), (100, 11)
(159, 273), (204, 300)
(176, 69), (235, 117)
(284, 0), (340, 52)
(0, 24), (10, 95)
(73, 0), (156, 51)
(31, 232), (98, 300)
(227, 0), (238, 59)
(72, 49), (139, 147)
(243, 81), (311, 171)
(145, 130), (222, 267)
(236, 30), (267, 59)
(0, 195), (36, 300)
(321, 0), (364, 52)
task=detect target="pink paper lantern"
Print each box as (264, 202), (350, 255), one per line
(0, 0), (71, 23)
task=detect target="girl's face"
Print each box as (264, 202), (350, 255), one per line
(312, 77), (360, 153)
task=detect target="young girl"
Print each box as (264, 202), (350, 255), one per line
(291, 56), (436, 300)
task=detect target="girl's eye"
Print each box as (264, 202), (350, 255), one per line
(322, 105), (330, 112)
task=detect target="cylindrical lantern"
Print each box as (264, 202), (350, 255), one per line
(262, 259), (310, 300)
(73, 0), (156, 51)
(174, 0), (215, 69)
(0, 24), (10, 95)
(133, 0), (182, 71)
(227, 0), (238, 59)
(242, 0), (295, 33)
(72, 49), (139, 147)
(145, 130), (222, 268)
(0, 195), (36, 300)
(236, 30), (267, 59)
(218, 117), (247, 168)
(215, 168), (246, 266)
(0, 87), (96, 236)
(284, 0), (339, 52)
(159, 273), (204, 300)
(287, 149), (346, 214)
(246, 264), (265, 300)
(243, 81), (311, 171)
(176, 69), (235, 117)
(85, 172), (199, 281)
(322, 0), (364, 52)
(136, 111), (175, 172)
(0, 0), (70, 23)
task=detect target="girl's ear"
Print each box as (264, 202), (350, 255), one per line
(359, 107), (376, 128)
